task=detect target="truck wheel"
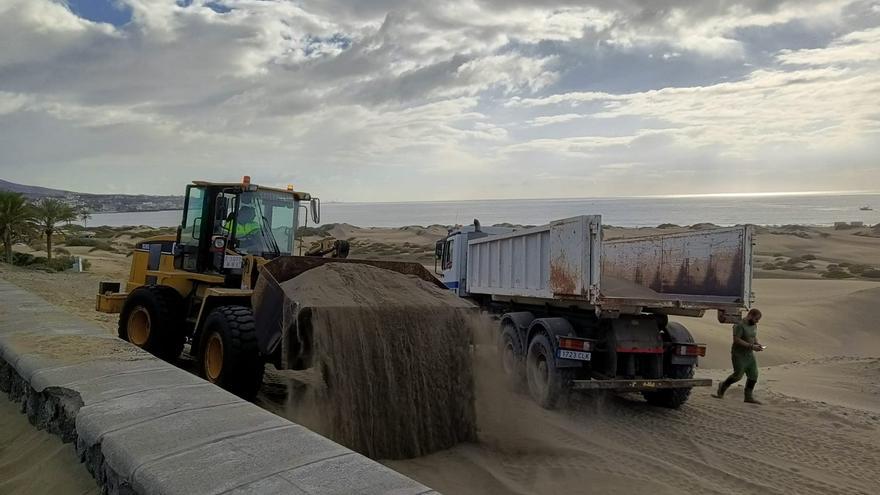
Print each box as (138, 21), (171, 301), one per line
(118, 285), (185, 362)
(526, 334), (570, 409)
(642, 364), (694, 409)
(498, 324), (524, 390)
(198, 305), (264, 400)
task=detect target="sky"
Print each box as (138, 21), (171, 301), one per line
(0, 0), (878, 201)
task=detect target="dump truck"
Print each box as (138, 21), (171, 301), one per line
(435, 216), (754, 409)
(96, 177), (440, 400)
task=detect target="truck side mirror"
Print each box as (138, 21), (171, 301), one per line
(310, 198), (320, 224)
(435, 240), (444, 259)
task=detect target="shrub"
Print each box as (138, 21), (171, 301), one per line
(761, 263), (778, 270)
(800, 254), (817, 261)
(862, 269), (880, 278)
(848, 264), (869, 275)
(81, 259), (92, 271)
(822, 270), (854, 279)
(11, 252), (36, 266)
(33, 255), (77, 272)
(54, 247), (70, 256)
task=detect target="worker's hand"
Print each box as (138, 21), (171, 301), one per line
(752, 344), (764, 352)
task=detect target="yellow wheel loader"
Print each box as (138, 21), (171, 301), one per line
(96, 177), (440, 399)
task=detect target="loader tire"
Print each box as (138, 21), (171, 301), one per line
(118, 285), (185, 362)
(499, 323), (525, 391)
(642, 364), (694, 409)
(526, 333), (571, 409)
(198, 305), (264, 400)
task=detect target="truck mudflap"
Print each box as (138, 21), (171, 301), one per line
(570, 378), (712, 391)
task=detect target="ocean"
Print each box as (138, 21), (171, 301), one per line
(85, 192), (880, 228)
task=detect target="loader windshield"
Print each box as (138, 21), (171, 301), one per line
(235, 190), (297, 256)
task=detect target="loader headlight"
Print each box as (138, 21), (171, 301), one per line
(213, 237), (226, 250)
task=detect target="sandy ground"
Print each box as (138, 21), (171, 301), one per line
(0, 397), (99, 495)
(2, 223), (880, 494)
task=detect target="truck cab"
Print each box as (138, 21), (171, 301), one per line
(434, 220), (513, 296)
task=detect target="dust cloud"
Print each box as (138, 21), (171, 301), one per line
(277, 263), (477, 459)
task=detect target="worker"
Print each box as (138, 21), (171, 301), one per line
(224, 205), (261, 239)
(712, 308), (764, 404)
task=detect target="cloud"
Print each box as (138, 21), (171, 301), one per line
(0, 0), (878, 200)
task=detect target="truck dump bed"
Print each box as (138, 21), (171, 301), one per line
(466, 216), (753, 316)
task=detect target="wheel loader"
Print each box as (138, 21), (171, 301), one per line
(96, 177), (440, 399)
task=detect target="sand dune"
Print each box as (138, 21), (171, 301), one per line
(682, 279), (880, 368)
(2, 224), (880, 494)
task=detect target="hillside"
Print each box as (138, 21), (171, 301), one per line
(0, 179), (182, 213)
(0, 179), (72, 197)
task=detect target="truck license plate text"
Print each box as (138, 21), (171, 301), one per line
(558, 350), (591, 361)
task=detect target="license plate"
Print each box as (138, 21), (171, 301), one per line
(558, 350), (591, 361)
(223, 255), (243, 269)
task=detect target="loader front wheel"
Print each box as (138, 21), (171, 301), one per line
(198, 305), (264, 400)
(118, 285), (185, 362)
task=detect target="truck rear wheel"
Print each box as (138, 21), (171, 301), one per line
(642, 364), (694, 409)
(526, 334), (570, 409)
(499, 324), (524, 390)
(118, 285), (185, 362)
(197, 305), (264, 400)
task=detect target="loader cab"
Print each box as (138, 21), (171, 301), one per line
(176, 179), (319, 276)
(435, 220), (514, 296)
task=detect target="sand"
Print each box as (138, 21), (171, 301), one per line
(0, 397), (98, 495)
(3, 223), (880, 494)
(279, 263), (477, 459)
(385, 350), (880, 495)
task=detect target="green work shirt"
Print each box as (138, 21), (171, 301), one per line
(732, 322), (758, 355)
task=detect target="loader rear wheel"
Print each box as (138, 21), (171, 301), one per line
(526, 334), (570, 409)
(118, 285), (185, 362)
(499, 324), (525, 391)
(198, 305), (264, 400)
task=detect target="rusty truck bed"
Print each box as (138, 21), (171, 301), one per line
(465, 216), (753, 317)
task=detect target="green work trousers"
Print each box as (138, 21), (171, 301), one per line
(726, 351), (758, 382)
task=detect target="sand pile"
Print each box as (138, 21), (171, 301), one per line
(280, 263), (477, 459)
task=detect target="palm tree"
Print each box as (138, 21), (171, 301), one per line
(79, 208), (92, 228)
(31, 198), (78, 261)
(0, 192), (34, 263)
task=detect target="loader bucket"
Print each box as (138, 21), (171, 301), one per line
(251, 256), (446, 362)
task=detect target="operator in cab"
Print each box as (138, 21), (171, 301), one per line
(224, 204), (262, 252)
(713, 308), (764, 404)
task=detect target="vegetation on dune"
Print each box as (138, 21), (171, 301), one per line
(65, 237), (116, 252)
(9, 252), (84, 272)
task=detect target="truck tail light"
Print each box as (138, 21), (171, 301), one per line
(675, 344), (706, 357)
(558, 337), (592, 352)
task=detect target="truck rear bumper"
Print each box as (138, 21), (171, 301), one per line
(570, 378), (712, 391)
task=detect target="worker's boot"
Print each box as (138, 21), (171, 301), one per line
(712, 377), (735, 399)
(744, 380), (762, 405)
